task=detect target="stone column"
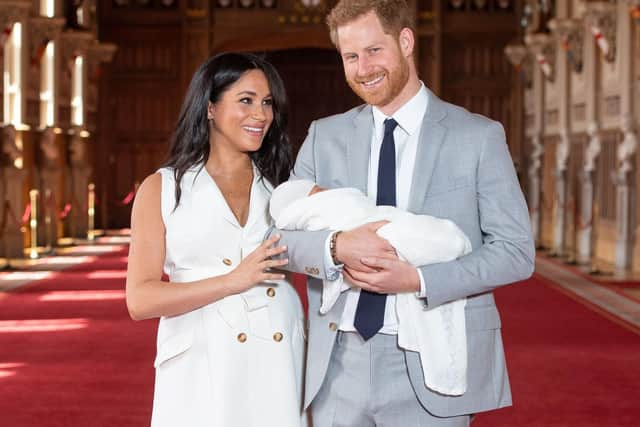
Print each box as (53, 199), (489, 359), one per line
(67, 132), (92, 240)
(613, 120), (637, 269)
(578, 122), (601, 263)
(612, 2), (636, 270)
(38, 127), (62, 249)
(525, 33), (554, 246)
(26, 16), (66, 126)
(0, 1), (32, 124)
(1, 125), (26, 259)
(549, 15), (573, 257)
(528, 133), (544, 243)
(553, 130), (570, 255)
(576, 4), (606, 265)
(86, 43), (117, 231)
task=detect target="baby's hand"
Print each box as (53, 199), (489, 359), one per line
(308, 185), (326, 196)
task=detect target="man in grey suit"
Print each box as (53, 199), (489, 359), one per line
(274, 0), (535, 425)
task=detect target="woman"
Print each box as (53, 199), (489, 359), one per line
(126, 53), (306, 427)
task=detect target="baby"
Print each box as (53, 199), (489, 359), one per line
(270, 179), (471, 273)
(270, 179), (472, 396)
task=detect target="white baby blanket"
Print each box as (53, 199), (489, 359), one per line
(270, 180), (472, 396)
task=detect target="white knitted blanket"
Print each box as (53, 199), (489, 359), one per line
(270, 180), (472, 396)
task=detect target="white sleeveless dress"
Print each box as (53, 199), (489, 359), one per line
(151, 165), (307, 427)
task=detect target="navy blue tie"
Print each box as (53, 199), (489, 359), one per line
(354, 118), (398, 341)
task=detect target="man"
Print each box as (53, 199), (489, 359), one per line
(275, 0), (535, 425)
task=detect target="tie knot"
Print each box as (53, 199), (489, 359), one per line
(384, 118), (398, 135)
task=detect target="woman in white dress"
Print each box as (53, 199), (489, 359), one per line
(126, 53), (307, 427)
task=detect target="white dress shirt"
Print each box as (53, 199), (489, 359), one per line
(324, 82), (429, 334)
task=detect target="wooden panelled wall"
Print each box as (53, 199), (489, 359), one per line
(97, 0), (522, 228)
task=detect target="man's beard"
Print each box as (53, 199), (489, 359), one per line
(348, 57), (410, 108)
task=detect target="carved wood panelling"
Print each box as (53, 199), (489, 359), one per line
(112, 87), (177, 135)
(572, 103), (586, 123)
(108, 141), (168, 227)
(418, 35), (437, 89)
(546, 109), (559, 128)
(183, 29), (210, 90)
(100, 22), (181, 227)
(597, 134), (618, 222)
(110, 30), (180, 80)
(441, 33), (515, 134)
(604, 95), (621, 118)
(565, 135), (586, 258)
(541, 137), (557, 250)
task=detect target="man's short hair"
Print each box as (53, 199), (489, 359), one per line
(326, 0), (416, 48)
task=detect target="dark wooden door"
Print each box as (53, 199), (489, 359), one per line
(265, 49), (361, 155)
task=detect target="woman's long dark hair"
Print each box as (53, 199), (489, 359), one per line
(163, 52), (292, 208)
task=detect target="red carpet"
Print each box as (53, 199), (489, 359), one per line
(1, 252), (639, 426)
(474, 276), (640, 427)
(0, 248), (155, 427)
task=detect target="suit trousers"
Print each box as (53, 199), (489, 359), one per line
(311, 331), (471, 427)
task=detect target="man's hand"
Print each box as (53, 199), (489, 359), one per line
(344, 256), (421, 294)
(335, 221), (396, 272)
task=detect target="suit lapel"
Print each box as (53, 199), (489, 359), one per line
(347, 105), (373, 193)
(408, 89), (448, 212)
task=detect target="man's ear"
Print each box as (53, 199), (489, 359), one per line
(398, 28), (414, 58)
(207, 101), (215, 120)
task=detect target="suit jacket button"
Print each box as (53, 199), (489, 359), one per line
(237, 333), (247, 343)
(273, 332), (283, 342)
(223, 258), (232, 266)
(329, 322), (337, 331)
(266, 287), (276, 297)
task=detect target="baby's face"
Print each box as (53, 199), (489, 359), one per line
(308, 185), (326, 196)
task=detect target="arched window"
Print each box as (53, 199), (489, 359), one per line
(71, 55), (84, 126)
(40, 41), (55, 127)
(40, 0), (56, 17)
(3, 23), (22, 126)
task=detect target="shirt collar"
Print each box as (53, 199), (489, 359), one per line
(371, 82), (428, 136)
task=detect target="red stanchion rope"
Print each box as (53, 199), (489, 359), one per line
(59, 203), (72, 219)
(118, 189), (135, 206)
(109, 184), (137, 207)
(45, 190), (73, 220)
(21, 202), (31, 226)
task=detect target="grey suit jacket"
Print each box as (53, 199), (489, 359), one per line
(276, 89), (535, 417)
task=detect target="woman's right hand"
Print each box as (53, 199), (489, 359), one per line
(226, 234), (288, 294)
